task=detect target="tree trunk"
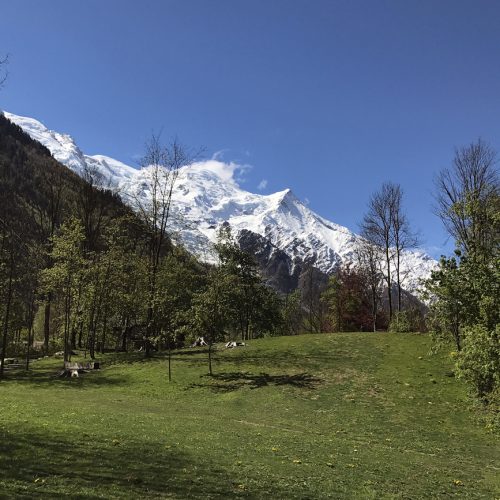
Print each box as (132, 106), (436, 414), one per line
(70, 326), (77, 350)
(208, 342), (213, 376)
(25, 321), (33, 371)
(385, 247), (392, 321)
(396, 252), (402, 313)
(100, 314), (107, 354)
(25, 295), (35, 371)
(145, 264), (158, 358)
(372, 289), (377, 332)
(63, 287), (71, 363)
(78, 320), (84, 348)
(43, 294), (51, 352)
(0, 256), (14, 379)
(167, 333), (172, 382)
(145, 304), (153, 357)
(89, 324), (96, 359)
(121, 317), (129, 352)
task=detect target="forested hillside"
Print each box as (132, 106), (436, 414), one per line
(0, 115), (284, 370)
(0, 114), (144, 365)
(0, 113), (134, 243)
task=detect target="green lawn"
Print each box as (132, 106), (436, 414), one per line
(0, 333), (498, 499)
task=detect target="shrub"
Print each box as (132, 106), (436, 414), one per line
(456, 324), (500, 398)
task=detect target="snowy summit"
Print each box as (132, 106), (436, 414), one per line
(3, 111), (436, 291)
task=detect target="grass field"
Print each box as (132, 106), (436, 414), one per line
(0, 333), (498, 499)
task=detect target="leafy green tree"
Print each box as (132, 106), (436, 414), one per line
(0, 226), (16, 377)
(321, 264), (372, 332)
(191, 265), (229, 376)
(154, 249), (205, 380)
(456, 324), (500, 399)
(280, 290), (303, 336)
(249, 284), (283, 337)
(41, 218), (85, 362)
(133, 136), (191, 357)
(214, 225), (282, 339)
(299, 265), (328, 333)
(214, 225), (262, 340)
(426, 140), (499, 402)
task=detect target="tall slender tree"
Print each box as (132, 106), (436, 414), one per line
(133, 136), (192, 356)
(389, 184), (419, 312)
(361, 183), (395, 320)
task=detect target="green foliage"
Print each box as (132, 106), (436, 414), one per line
(279, 290), (303, 336)
(191, 266), (228, 345)
(194, 225), (282, 342)
(0, 115), (144, 363)
(40, 218), (86, 360)
(388, 310), (412, 333)
(456, 324), (500, 398)
(427, 141), (499, 404)
(153, 250), (205, 348)
(321, 265), (373, 332)
(388, 308), (426, 333)
(424, 256), (464, 350)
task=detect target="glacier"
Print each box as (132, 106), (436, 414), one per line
(3, 111), (436, 292)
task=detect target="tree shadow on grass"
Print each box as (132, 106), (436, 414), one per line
(188, 371), (322, 393)
(0, 367), (130, 390)
(0, 424), (281, 499)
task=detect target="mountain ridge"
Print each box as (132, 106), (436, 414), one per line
(3, 111), (436, 292)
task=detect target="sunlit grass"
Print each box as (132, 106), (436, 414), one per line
(0, 333), (498, 498)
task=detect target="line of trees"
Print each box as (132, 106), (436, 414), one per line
(360, 182), (420, 326)
(298, 181), (422, 335)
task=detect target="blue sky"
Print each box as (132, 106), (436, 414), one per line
(1, 0), (500, 257)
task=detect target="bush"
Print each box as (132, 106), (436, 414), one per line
(388, 308), (425, 333)
(388, 311), (412, 333)
(456, 324), (500, 398)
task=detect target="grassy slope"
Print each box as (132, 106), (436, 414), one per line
(0, 333), (498, 499)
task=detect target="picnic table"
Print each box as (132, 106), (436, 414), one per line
(0, 358), (23, 369)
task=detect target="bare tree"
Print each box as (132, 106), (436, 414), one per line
(133, 135), (193, 356)
(389, 184), (420, 311)
(361, 183), (396, 320)
(434, 139), (499, 259)
(0, 54), (8, 89)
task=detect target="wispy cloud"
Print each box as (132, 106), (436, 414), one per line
(257, 179), (268, 190)
(211, 149), (229, 161)
(424, 245), (447, 259)
(234, 164), (252, 184)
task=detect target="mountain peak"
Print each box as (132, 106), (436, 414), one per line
(4, 111), (437, 292)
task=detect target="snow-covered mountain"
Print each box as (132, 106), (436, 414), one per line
(3, 111), (436, 291)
